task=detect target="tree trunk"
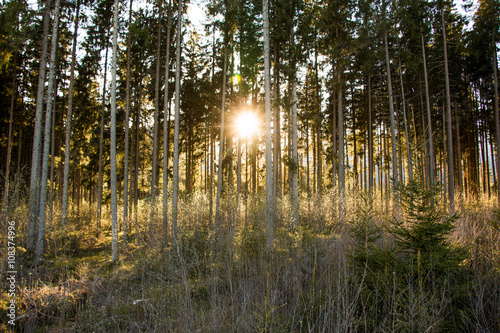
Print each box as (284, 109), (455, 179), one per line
(123, 0), (134, 246)
(338, 75), (345, 221)
(215, 50), (227, 231)
(36, 0), (61, 259)
(368, 76), (374, 192)
(422, 33), (435, 189)
(442, 9), (455, 214)
(109, 0), (120, 262)
(172, 0), (183, 245)
(384, 31), (399, 201)
(264, 0), (274, 248)
(290, 14), (299, 227)
(97, 41), (109, 234)
(61, 0), (80, 226)
(162, 0), (172, 245)
(28, 0), (51, 250)
(399, 62), (413, 183)
(3, 61), (16, 210)
(150, 0), (163, 238)
(493, 40), (500, 204)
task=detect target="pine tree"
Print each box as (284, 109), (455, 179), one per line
(61, 0), (81, 227)
(36, 0), (61, 258)
(110, 0), (119, 262)
(28, 0), (51, 251)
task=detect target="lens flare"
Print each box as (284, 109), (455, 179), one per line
(235, 111), (259, 138)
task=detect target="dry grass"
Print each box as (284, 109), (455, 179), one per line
(1, 187), (500, 332)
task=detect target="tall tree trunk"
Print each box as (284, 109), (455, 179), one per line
(36, 0), (61, 259)
(49, 81), (57, 220)
(273, 45), (281, 199)
(123, 0), (134, 246)
(3, 61), (16, 210)
(442, 9), (455, 214)
(263, 0), (274, 248)
(28, 0), (51, 250)
(368, 76), (374, 192)
(338, 76), (345, 221)
(455, 104), (463, 193)
(493, 39), (500, 204)
(61, 0), (80, 226)
(215, 50), (227, 231)
(150, 1), (163, 238)
(97, 41), (109, 234)
(171, 0), (183, 245)
(384, 31), (399, 200)
(290, 13), (299, 227)
(399, 62), (413, 183)
(162, 0), (172, 245)
(422, 33), (435, 188)
(110, 0), (120, 262)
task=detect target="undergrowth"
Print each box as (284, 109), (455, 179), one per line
(1, 182), (500, 332)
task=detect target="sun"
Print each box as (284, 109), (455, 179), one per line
(235, 111), (259, 138)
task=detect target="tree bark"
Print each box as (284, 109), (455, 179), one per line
(123, 0), (134, 246)
(493, 40), (500, 205)
(97, 40), (109, 234)
(422, 33), (435, 189)
(110, 0), (120, 263)
(36, 0), (61, 259)
(368, 76), (374, 192)
(172, 0), (183, 246)
(3, 61), (16, 210)
(338, 75), (345, 222)
(215, 50), (227, 231)
(61, 0), (80, 227)
(442, 9), (455, 214)
(384, 31), (399, 201)
(263, 0), (274, 248)
(28, 0), (51, 250)
(162, 0), (172, 245)
(150, 0), (163, 238)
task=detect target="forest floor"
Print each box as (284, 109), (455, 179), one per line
(2, 191), (500, 332)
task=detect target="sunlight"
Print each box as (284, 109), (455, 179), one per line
(235, 111), (259, 138)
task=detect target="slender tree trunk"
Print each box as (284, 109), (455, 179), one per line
(172, 0), (183, 245)
(442, 9), (455, 214)
(384, 31), (399, 200)
(290, 15), (299, 227)
(422, 33), (435, 188)
(237, 136), (242, 195)
(97, 42), (109, 234)
(150, 1), (163, 238)
(49, 81), (57, 220)
(110, 0), (120, 262)
(3, 61), (16, 210)
(338, 76), (345, 221)
(493, 40), (500, 204)
(61, 0), (80, 226)
(162, 0), (172, 245)
(399, 62), (413, 183)
(291, 71), (299, 227)
(36, 0), (61, 258)
(368, 76), (374, 192)
(273, 45), (281, 199)
(215, 50), (227, 231)
(134, 90), (140, 229)
(28, 1), (51, 250)
(123, 0), (134, 246)
(263, 0), (274, 248)
(455, 104), (463, 193)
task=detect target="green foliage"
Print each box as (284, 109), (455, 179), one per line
(389, 179), (463, 276)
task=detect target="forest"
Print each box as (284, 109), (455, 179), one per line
(1, 0), (500, 331)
